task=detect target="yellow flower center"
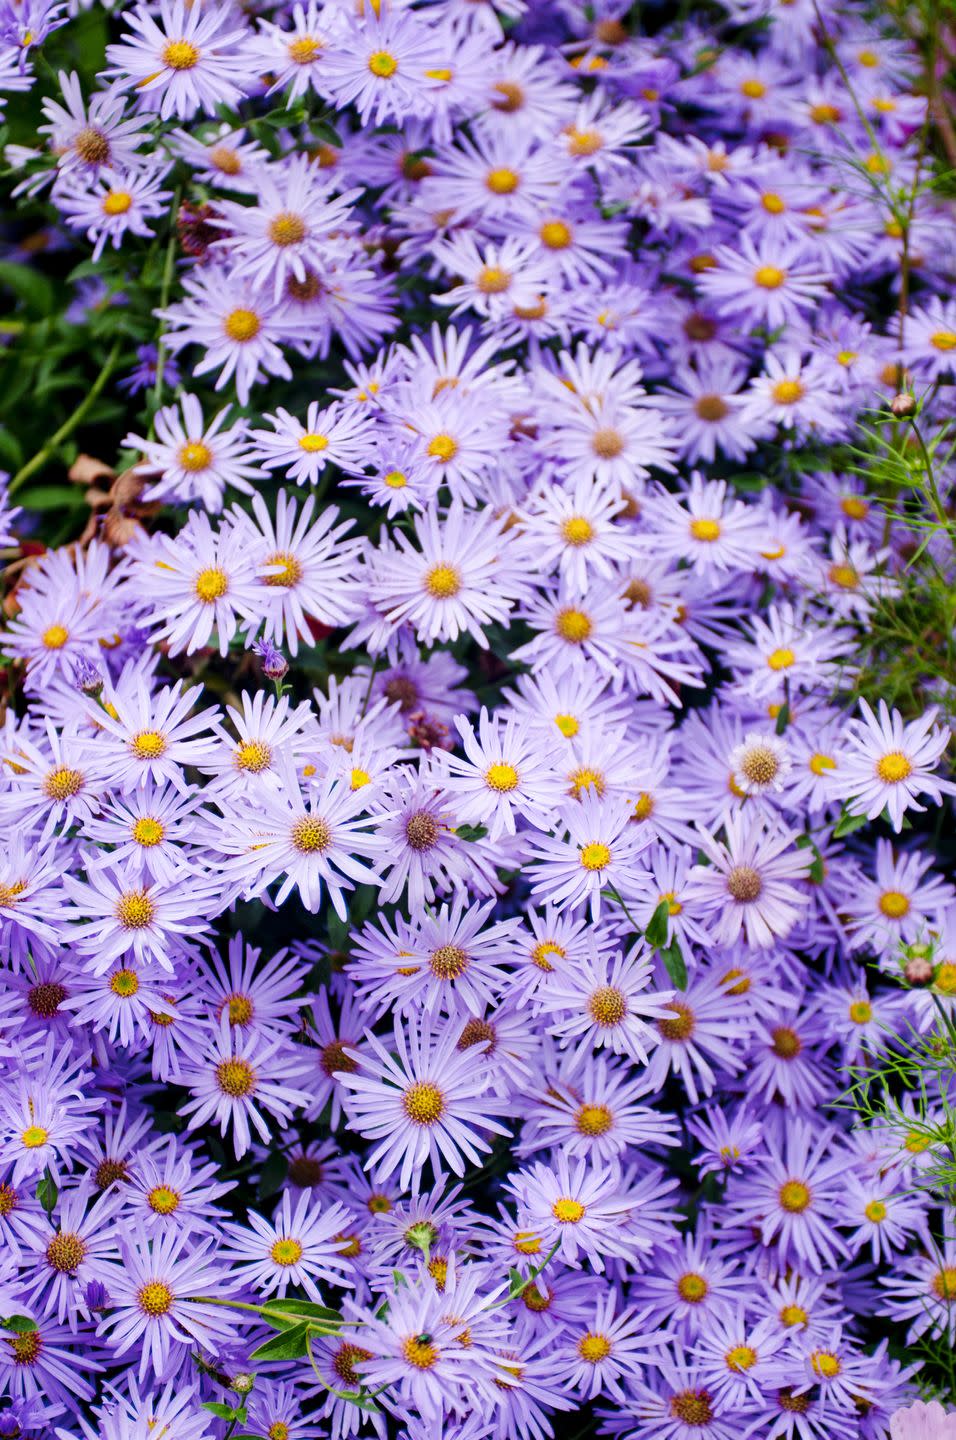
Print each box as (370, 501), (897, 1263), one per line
(876, 751), (912, 783)
(42, 624), (69, 649)
(402, 1335), (439, 1368)
(426, 432), (458, 462)
(403, 1081), (445, 1125)
(658, 1002), (696, 1041)
(864, 1199), (887, 1222)
(740, 77), (766, 97)
(102, 190), (133, 216)
(264, 551), (303, 588)
(291, 816), (332, 853)
(540, 219), (573, 249)
(690, 517), (721, 542)
(486, 166), (519, 194)
(578, 1333), (612, 1362)
(677, 1272), (709, 1302)
(754, 265), (786, 288)
(575, 1103), (613, 1137)
(561, 515), (594, 546)
(131, 817), (165, 847)
(367, 49), (398, 78)
(216, 1058), (256, 1097)
(195, 567), (229, 602)
(289, 35), (321, 63)
(178, 441), (212, 471)
(931, 330), (956, 351)
(270, 1238), (304, 1265)
(235, 740), (272, 773)
(424, 563), (461, 598)
(163, 39), (199, 68)
(116, 890), (154, 929)
(485, 762), (519, 792)
(477, 265), (510, 294)
(772, 379), (805, 405)
(556, 608), (592, 643)
(761, 191), (786, 214)
(809, 752), (835, 776)
(384, 470), (406, 488)
(849, 1000), (873, 1024)
(21, 1126), (48, 1149)
(138, 1280), (174, 1315)
(726, 1344), (757, 1372)
(224, 308), (261, 342)
(767, 646), (795, 670)
(131, 730), (167, 759)
(44, 767), (84, 801)
(110, 968), (140, 997)
(552, 1197), (585, 1223)
(879, 889), (910, 918)
(269, 211), (307, 247)
(579, 841), (610, 871)
(779, 1180), (811, 1213)
(298, 431), (328, 452)
(810, 1350), (841, 1379)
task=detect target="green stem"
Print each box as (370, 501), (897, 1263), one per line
(9, 339), (122, 496)
(149, 184), (182, 422)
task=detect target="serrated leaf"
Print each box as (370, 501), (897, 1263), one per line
(659, 938), (687, 991)
(250, 1323), (311, 1362)
(1, 1316), (37, 1333)
(833, 805), (869, 839)
(645, 899), (671, 950)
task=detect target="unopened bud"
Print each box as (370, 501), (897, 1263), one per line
(903, 955), (934, 986)
(231, 1372), (255, 1396)
(253, 641), (288, 683)
(891, 392), (917, 418)
(71, 657), (104, 698)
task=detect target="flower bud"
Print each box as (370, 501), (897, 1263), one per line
(891, 392), (916, 418)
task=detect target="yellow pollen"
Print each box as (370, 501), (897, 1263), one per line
(485, 762), (519, 792)
(934, 1267), (956, 1301)
(633, 792), (655, 821)
(767, 646), (795, 671)
(426, 433), (458, 462)
(540, 220), (573, 249)
(403, 1081), (444, 1125)
(102, 189), (133, 216)
(514, 1231), (542, 1255)
(561, 515), (594, 546)
(195, 567), (229, 602)
(579, 841), (610, 871)
(849, 1000), (873, 1024)
(163, 39), (199, 68)
(554, 713), (580, 737)
(289, 35), (321, 62)
(879, 889), (909, 919)
(578, 1333), (612, 1362)
(42, 624), (69, 649)
(224, 308), (261, 341)
(588, 985), (627, 1026)
(810, 1350), (841, 1379)
(131, 730), (167, 760)
(291, 816), (332, 853)
(384, 470), (406, 488)
(677, 1272), (709, 1302)
(44, 767), (84, 801)
(726, 1344), (757, 1372)
(552, 1197), (585, 1223)
(270, 1238), (304, 1266)
(556, 608), (592, 643)
(264, 551), (303, 588)
(772, 379), (805, 405)
(690, 517), (721, 542)
(178, 441), (211, 471)
(811, 102), (841, 123)
(864, 1198), (887, 1222)
(739, 744), (779, 786)
(74, 125), (110, 163)
(575, 1103), (613, 1137)
(235, 740), (272, 774)
(670, 1390), (714, 1424)
(930, 331), (956, 351)
(298, 432), (329, 452)
(216, 1058), (256, 1097)
(771, 1025), (802, 1059)
(138, 1280), (174, 1315)
(21, 1126), (48, 1149)
(754, 265), (786, 289)
(148, 1185), (180, 1215)
(477, 266), (510, 294)
(658, 1001), (696, 1041)
(828, 561), (859, 589)
(569, 766), (605, 799)
(486, 167), (519, 194)
(809, 752), (835, 776)
(350, 767), (370, 790)
(780, 1303), (808, 1327)
(740, 77), (766, 97)
(367, 49), (398, 78)
(761, 191), (786, 214)
(115, 890), (154, 929)
(402, 1335), (439, 1368)
(430, 944), (469, 980)
(110, 969), (140, 997)
(531, 940), (564, 972)
(779, 1179), (811, 1213)
(209, 144), (241, 174)
(837, 349), (858, 367)
(876, 751), (912, 783)
(424, 563), (461, 598)
(726, 865), (762, 902)
(269, 211), (307, 246)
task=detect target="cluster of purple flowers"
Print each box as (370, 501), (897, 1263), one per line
(2, 0), (956, 1436)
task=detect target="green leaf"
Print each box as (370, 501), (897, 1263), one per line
(202, 1403), (245, 1421)
(260, 1298), (342, 1327)
(249, 1324), (311, 1362)
(0, 261), (54, 316)
(507, 1267), (527, 1298)
(659, 938), (687, 991)
(455, 824), (488, 842)
(36, 1171), (57, 1215)
(833, 805), (869, 839)
(795, 834), (825, 884)
(1, 1316), (37, 1333)
(16, 485), (87, 512)
(774, 701), (790, 736)
(645, 899), (671, 950)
